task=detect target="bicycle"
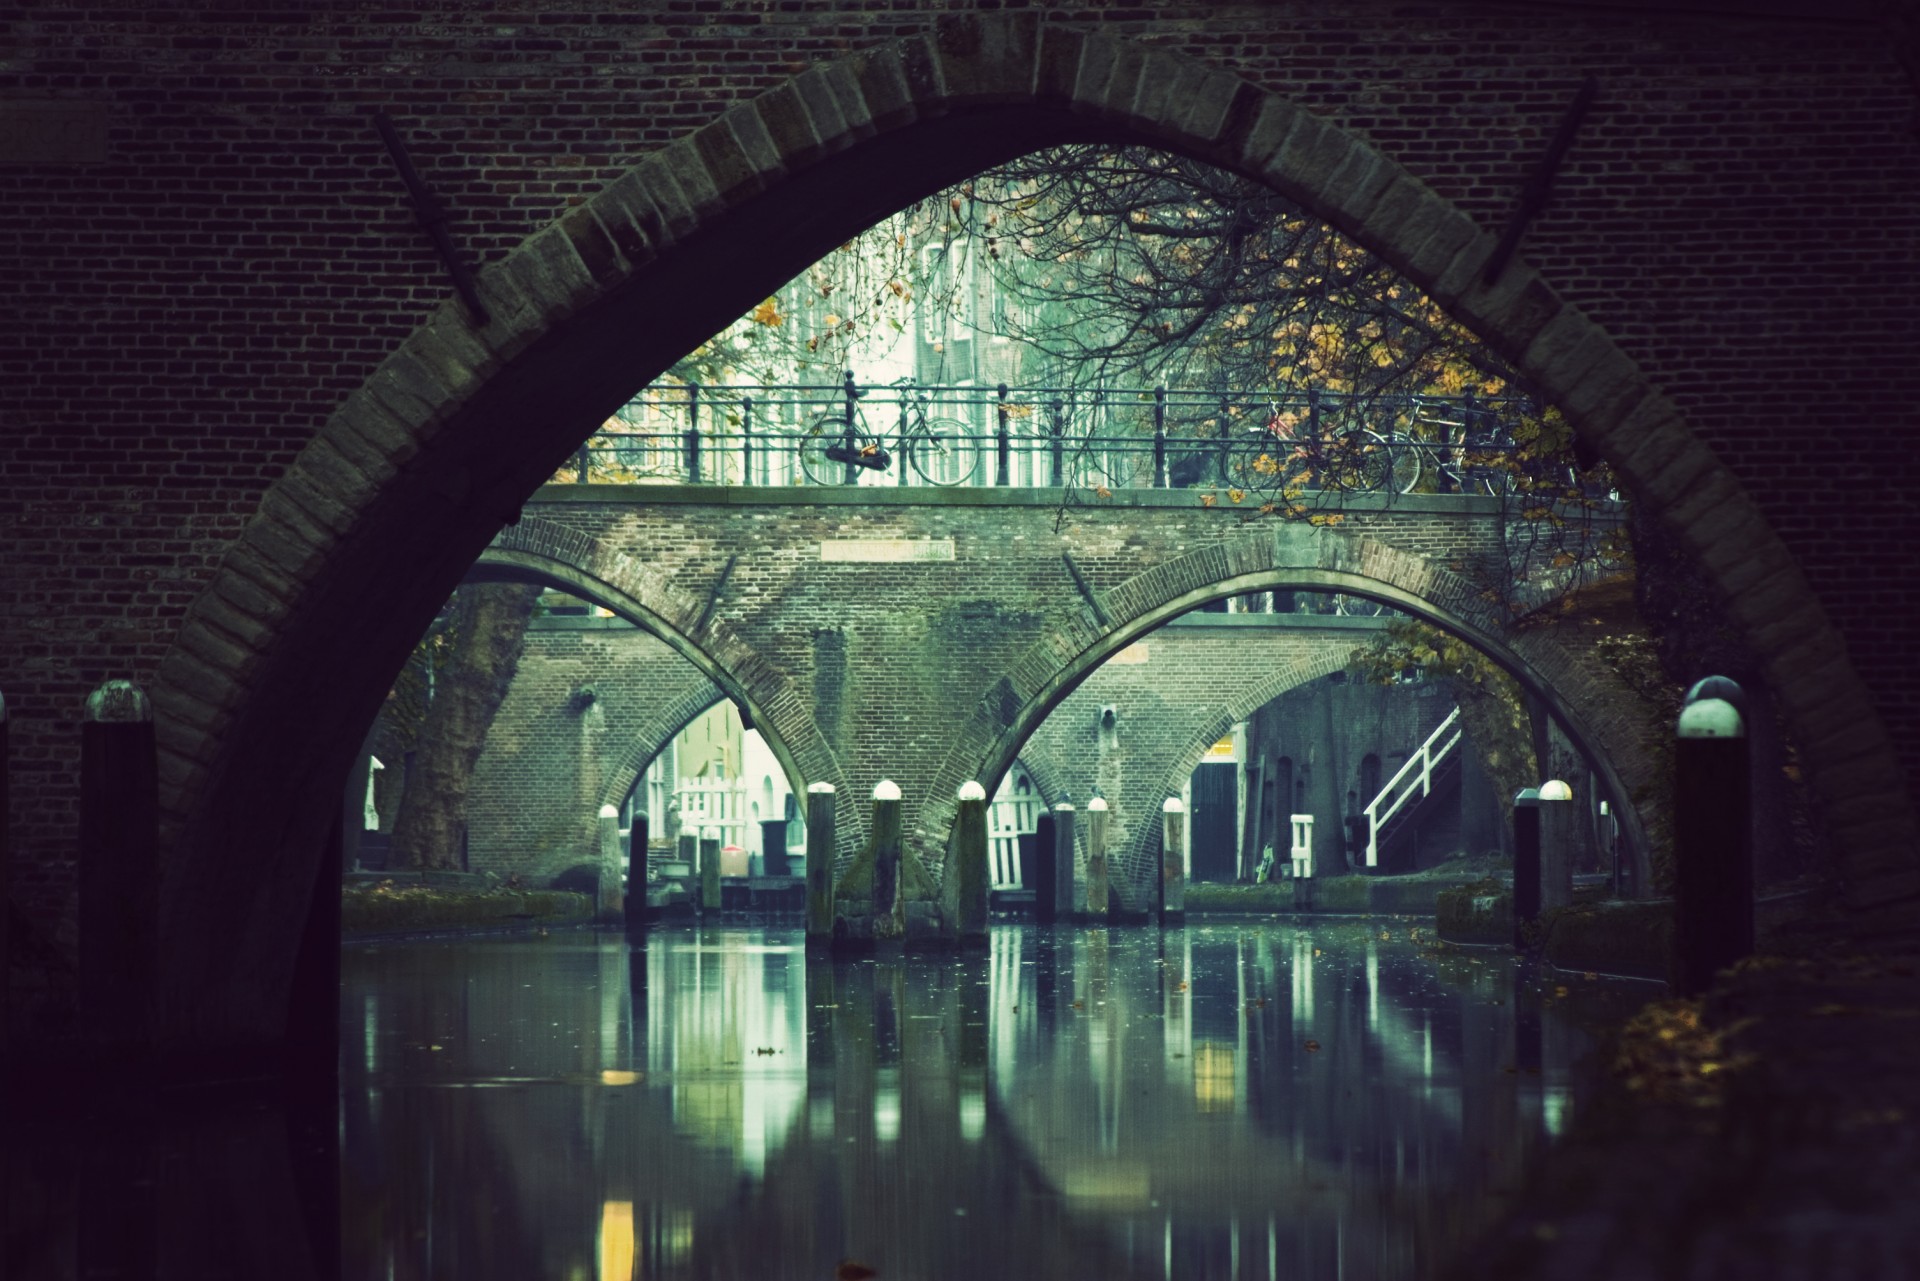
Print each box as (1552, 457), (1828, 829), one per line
(793, 376), (984, 486)
(1206, 404), (1418, 495)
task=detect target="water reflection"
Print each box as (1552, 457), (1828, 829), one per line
(339, 922), (1620, 1280)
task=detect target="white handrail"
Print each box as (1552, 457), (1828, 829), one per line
(1364, 707), (1463, 868)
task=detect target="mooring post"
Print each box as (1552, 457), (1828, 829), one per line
(1512, 788), (1542, 949)
(1538, 778), (1575, 913)
(79, 679), (157, 1055)
(596, 804), (623, 921)
(954, 781), (989, 947)
(699, 827), (721, 914)
(1084, 797), (1110, 921)
(1028, 811), (1058, 923)
(624, 812), (648, 937)
(1051, 802), (1077, 926)
(1675, 677), (1752, 995)
(1290, 813), (1315, 911)
(1, 688), (9, 1044)
(1159, 797), (1186, 922)
(870, 780), (904, 941)
(805, 782), (837, 943)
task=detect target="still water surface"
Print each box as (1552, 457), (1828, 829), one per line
(343, 921), (1629, 1280)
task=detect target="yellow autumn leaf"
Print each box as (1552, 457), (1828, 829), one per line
(750, 298), (783, 327)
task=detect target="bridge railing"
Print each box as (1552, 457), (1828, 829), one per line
(557, 377), (1610, 497)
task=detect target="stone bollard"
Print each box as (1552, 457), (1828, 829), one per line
(596, 804), (624, 921)
(1, 688), (9, 1037)
(699, 828), (722, 913)
(1028, 811), (1058, 923)
(1537, 779), (1575, 913)
(1290, 813), (1315, 911)
(1084, 797), (1110, 921)
(1159, 797), (1186, 922)
(805, 782), (837, 943)
(80, 680), (157, 1053)
(1051, 802), (1077, 925)
(624, 812), (648, 937)
(953, 781), (989, 947)
(1512, 788), (1541, 949)
(871, 780), (905, 941)
(1674, 678), (1752, 996)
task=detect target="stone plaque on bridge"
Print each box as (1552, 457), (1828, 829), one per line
(819, 538), (956, 563)
(1108, 643), (1150, 665)
(0, 101), (109, 165)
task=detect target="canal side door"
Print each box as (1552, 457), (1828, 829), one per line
(1189, 761), (1239, 882)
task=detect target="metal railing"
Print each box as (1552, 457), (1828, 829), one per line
(561, 375), (1569, 495)
(1363, 707), (1463, 869)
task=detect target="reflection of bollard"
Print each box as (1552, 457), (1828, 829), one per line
(953, 781), (989, 947)
(80, 680), (157, 1053)
(1538, 779), (1574, 913)
(624, 812), (648, 937)
(1512, 788), (1541, 948)
(871, 780), (904, 941)
(699, 828), (721, 913)
(805, 782), (836, 943)
(1160, 797), (1186, 922)
(1675, 679), (1752, 996)
(1051, 802), (1077, 925)
(1029, 812), (1058, 923)
(1084, 797), (1110, 920)
(1290, 813), (1315, 911)
(597, 804), (623, 920)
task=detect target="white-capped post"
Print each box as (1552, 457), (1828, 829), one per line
(1159, 797), (1186, 921)
(1290, 813), (1315, 910)
(805, 782), (837, 942)
(954, 781), (989, 945)
(596, 802), (623, 920)
(1675, 678), (1752, 995)
(1537, 778), (1574, 914)
(80, 680), (156, 1053)
(1084, 797), (1110, 920)
(871, 780), (905, 941)
(1512, 787), (1542, 949)
(1051, 802), (1077, 926)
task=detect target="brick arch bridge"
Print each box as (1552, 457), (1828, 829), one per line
(474, 488), (1656, 910)
(31, 11), (1889, 1052)
(462, 607), (1391, 894)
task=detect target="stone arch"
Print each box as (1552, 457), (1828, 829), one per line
(598, 681), (728, 817)
(935, 522), (1657, 904)
(146, 13), (1910, 1050)
(469, 519), (874, 865)
(1118, 651), (1368, 903)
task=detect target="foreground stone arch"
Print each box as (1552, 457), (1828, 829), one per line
(146, 13), (1911, 1049)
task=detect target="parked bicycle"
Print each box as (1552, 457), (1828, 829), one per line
(794, 375), (983, 486)
(1186, 402), (1416, 495)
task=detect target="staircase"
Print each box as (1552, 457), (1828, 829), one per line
(1363, 708), (1463, 870)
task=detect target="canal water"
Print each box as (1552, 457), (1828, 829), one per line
(342, 921), (1635, 1280)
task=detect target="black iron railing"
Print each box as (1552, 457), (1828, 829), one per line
(562, 375), (1567, 495)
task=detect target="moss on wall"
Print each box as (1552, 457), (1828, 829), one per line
(341, 883), (594, 936)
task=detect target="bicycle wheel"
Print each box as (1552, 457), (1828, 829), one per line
(906, 416), (983, 486)
(795, 414), (864, 486)
(1354, 431), (1421, 494)
(1334, 592), (1387, 617)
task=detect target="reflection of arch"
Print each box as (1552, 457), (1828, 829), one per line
(140, 15), (1908, 1050)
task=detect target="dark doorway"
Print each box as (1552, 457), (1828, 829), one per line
(1190, 761), (1239, 882)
